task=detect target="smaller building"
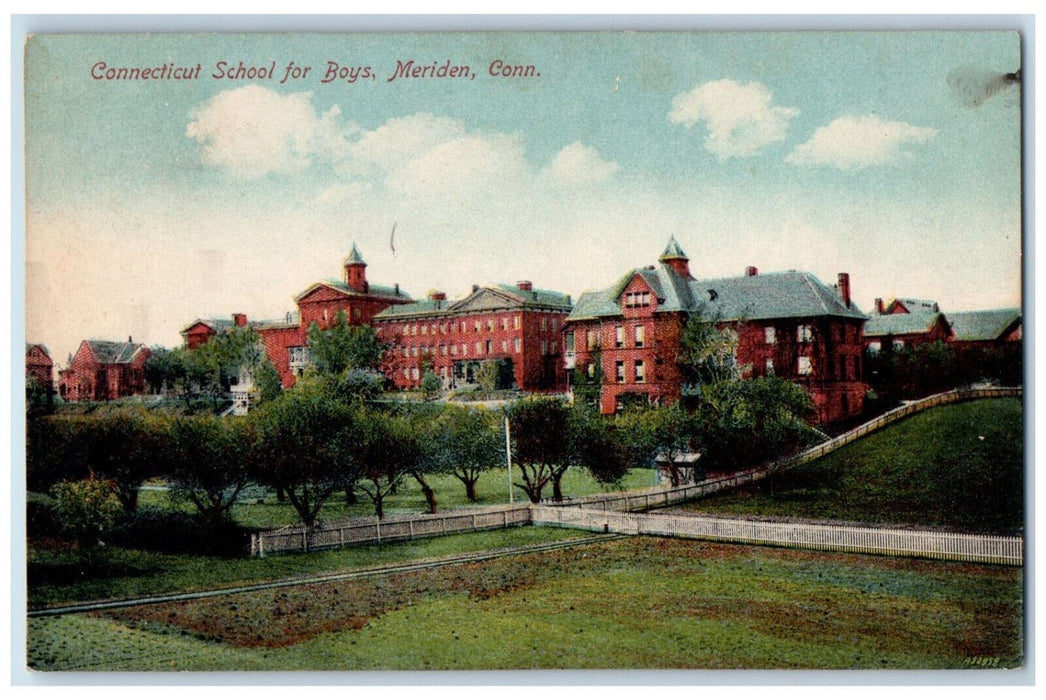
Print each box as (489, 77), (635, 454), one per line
(863, 297), (952, 352)
(25, 343), (54, 393)
(180, 313), (250, 349)
(373, 281), (573, 392)
(946, 308), (1022, 349)
(57, 339), (151, 402)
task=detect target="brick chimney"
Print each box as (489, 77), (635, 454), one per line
(344, 243), (368, 293)
(429, 291), (446, 301)
(874, 297), (884, 315)
(517, 280), (533, 291)
(837, 273), (851, 309)
(232, 313), (247, 327)
(745, 266), (758, 277)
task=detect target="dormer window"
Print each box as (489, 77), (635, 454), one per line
(624, 291), (651, 308)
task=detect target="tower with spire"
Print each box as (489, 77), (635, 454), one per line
(658, 236), (692, 278)
(344, 242), (368, 293)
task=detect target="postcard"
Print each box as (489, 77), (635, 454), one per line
(21, 27), (1024, 677)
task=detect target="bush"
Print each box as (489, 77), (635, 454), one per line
(108, 508), (252, 557)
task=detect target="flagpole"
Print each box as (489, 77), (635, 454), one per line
(504, 414), (513, 504)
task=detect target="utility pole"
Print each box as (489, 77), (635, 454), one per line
(504, 414), (513, 504)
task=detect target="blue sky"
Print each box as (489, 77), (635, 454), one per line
(24, 31), (1022, 364)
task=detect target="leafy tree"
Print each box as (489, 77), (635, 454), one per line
(677, 314), (743, 387)
(27, 415), (92, 492)
(421, 370), (443, 399)
(254, 358), (284, 405)
(50, 475), (124, 553)
(615, 403), (698, 486)
(354, 410), (417, 519)
(87, 410), (170, 512)
(190, 326), (268, 408)
(251, 382), (360, 532)
(433, 405), (504, 502)
(569, 403), (631, 486)
(307, 310), (387, 375)
(476, 358), (514, 392)
(571, 350), (604, 408)
(506, 398), (572, 502)
(167, 415), (253, 526)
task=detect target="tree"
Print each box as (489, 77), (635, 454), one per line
(506, 398), (572, 502)
(87, 409), (169, 512)
(191, 326), (268, 408)
(476, 358), (514, 392)
(354, 409), (417, 519)
(421, 370), (443, 399)
(615, 403), (697, 486)
(251, 382), (360, 532)
(50, 475), (124, 554)
(167, 415), (253, 526)
(254, 358), (284, 405)
(433, 405), (504, 502)
(676, 313), (743, 387)
(307, 311), (388, 375)
(569, 403), (631, 486)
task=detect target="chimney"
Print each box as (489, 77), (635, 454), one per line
(394, 283), (399, 295)
(128, 335), (133, 344)
(745, 266), (758, 277)
(472, 284), (480, 293)
(837, 273), (851, 309)
(233, 313), (247, 327)
(517, 280), (533, 291)
(429, 291), (446, 301)
(874, 297), (884, 315)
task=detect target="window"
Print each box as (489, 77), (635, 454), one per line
(551, 318), (558, 331)
(551, 340), (558, 354)
(403, 368), (410, 379)
(411, 367), (419, 381)
(487, 319), (495, 331)
(624, 291), (652, 308)
(635, 325), (645, 348)
(766, 358), (774, 375)
(764, 326), (776, 344)
(615, 325), (624, 348)
(475, 342), (483, 355)
(514, 338), (521, 353)
(587, 330), (598, 351)
(421, 325), (427, 335)
(587, 363), (596, 378)
(474, 321), (481, 333)
(541, 340), (548, 355)
(797, 324), (813, 343)
(868, 341), (881, 353)
(354, 308), (361, 319)
(486, 340), (493, 354)
(514, 315), (521, 330)
(565, 332), (575, 353)
(541, 317), (547, 331)
(798, 356), (812, 375)
(635, 360), (645, 383)
(502, 340), (508, 353)
(615, 360), (625, 383)
(442, 345), (448, 356)
(893, 339), (906, 350)
(502, 317), (509, 330)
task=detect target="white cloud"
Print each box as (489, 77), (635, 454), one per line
(384, 131), (530, 198)
(349, 113), (467, 174)
(786, 114), (938, 170)
(669, 79), (799, 159)
(186, 85), (353, 178)
(542, 141), (621, 185)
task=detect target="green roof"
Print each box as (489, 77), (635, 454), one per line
(493, 283), (572, 309)
(319, 279), (412, 301)
(345, 243), (365, 264)
(659, 236), (689, 261)
(374, 283), (572, 321)
(86, 340), (147, 364)
(569, 265), (866, 323)
(373, 298), (456, 319)
(864, 312), (945, 337)
(946, 308), (1021, 341)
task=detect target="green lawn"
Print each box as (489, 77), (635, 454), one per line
(27, 537), (1023, 671)
(671, 398), (1024, 535)
(139, 466), (659, 529)
(27, 526), (587, 608)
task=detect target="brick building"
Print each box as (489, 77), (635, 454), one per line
(565, 238), (867, 424)
(25, 343), (54, 393)
(372, 282), (572, 391)
(180, 313), (250, 349)
(945, 308), (1022, 350)
(57, 339), (151, 402)
(863, 297), (952, 352)
(256, 243), (413, 388)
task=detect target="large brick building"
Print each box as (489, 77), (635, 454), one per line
(372, 281), (573, 391)
(57, 339), (151, 402)
(565, 238), (867, 424)
(255, 244), (414, 387)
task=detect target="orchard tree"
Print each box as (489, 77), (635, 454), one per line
(307, 311), (388, 375)
(354, 409), (417, 519)
(677, 313), (743, 387)
(87, 409), (170, 512)
(506, 398), (572, 502)
(569, 403), (631, 487)
(251, 382), (360, 532)
(616, 403), (698, 486)
(50, 475), (124, 554)
(434, 405), (504, 502)
(167, 415), (254, 527)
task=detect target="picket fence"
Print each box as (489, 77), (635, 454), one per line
(249, 386), (1022, 560)
(530, 506), (1023, 565)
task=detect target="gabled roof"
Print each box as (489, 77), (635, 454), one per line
(373, 283), (572, 321)
(295, 279), (412, 303)
(946, 308), (1021, 342)
(26, 343), (51, 357)
(569, 264), (866, 323)
(864, 312), (946, 337)
(889, 297), (940, 314)
(83, 340), (148, 364)
(180, 318), (236, 335)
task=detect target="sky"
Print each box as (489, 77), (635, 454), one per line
(23, 31), (1022, 366)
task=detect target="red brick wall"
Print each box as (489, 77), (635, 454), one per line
(26, 346), (54, 390)
(258, 325), (306, 389)
(183, 323), (217, 350)
(375, 308), (568, 392)
(57, 343), (150, 401)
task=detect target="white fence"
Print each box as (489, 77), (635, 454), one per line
(250, 504), (532, 557)
(531, 506), (1023, 565)
(248, 387), (1022, 559)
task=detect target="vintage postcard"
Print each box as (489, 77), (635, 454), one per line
(21, 27), (1024, 677)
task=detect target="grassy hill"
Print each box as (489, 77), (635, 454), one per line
(673, 398), (1023, 535)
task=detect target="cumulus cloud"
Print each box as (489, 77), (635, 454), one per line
(669, 79), (799, 159)
(349, 113), (467, 174)
(542, 141), (621, 185)
(786, 115), (938, 170)
(385, 131), (530, 197)
(186, 85), (353, 178)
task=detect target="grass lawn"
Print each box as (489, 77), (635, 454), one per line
(27, 537), (1023, 671)
(27, 526), (587, 609)
(137, 466), (660, 530)
(669, 398), (1024, 535)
